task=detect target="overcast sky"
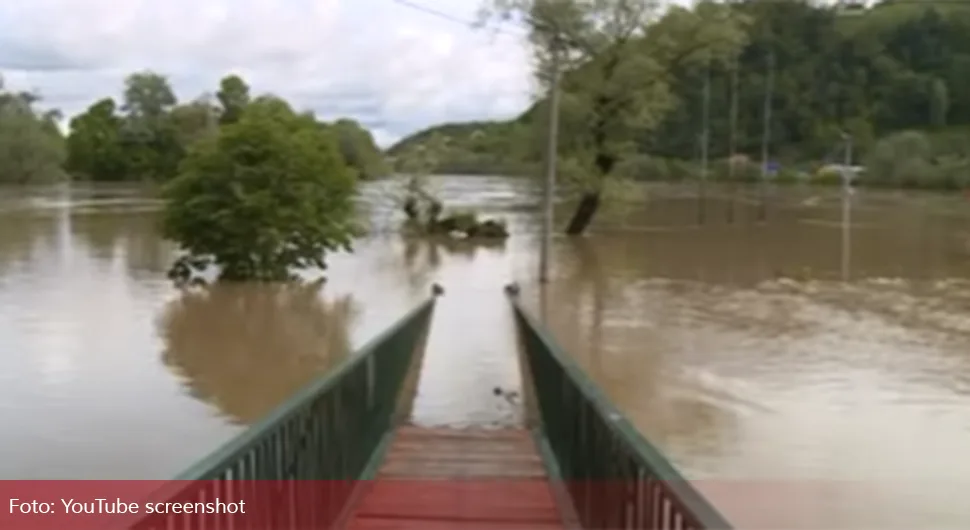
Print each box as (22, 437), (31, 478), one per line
(0, 0), (547, 147)
(0, 0), (862, 147)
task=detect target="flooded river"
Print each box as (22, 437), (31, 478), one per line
(2, 177), (970, 528)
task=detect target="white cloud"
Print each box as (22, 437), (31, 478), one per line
(0, 0), (536, 146)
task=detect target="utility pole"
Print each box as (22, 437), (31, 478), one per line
(843, 132), (853, 182)
(699, 61), (711, 225)
(727, 59), (739, 224)
(539, 40), (561, 284)
(841, 131), (853, 281)
(759, 50), (775, 222)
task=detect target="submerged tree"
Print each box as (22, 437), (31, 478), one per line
(388, 133), (509, 239)
(392, 132), (447, 225)
(161, 96), (358, 283)
(481, 0), (750, 234)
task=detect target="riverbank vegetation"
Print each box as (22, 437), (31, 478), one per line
(0, 78), (66, 184)
(0, 72), (389, 185)
(391, 0), (970, 233)
(2, 71), (388, 282)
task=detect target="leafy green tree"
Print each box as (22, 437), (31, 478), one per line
(117, 71), (182, 181)
(66, 98), (128, 181)
(0, 79), (66, 183)
(161, 96), (358, 284)
(122, 71), (177, 122)
(216, 75), (251, 125)
(120, 71), (177, 148)
(117, 122), (183, 181)
(331, 118), (390, 179)
(482, 0), (749, 234)
(170, 96), (220, 149)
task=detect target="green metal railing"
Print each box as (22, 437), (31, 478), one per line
(509, 292), (732, 530)
(128, 293), (438, 530)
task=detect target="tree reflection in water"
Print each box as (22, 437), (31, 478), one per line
(531, 235), (742, 474)
(399, 234), (507, 289)
(157, 281), (356, 425)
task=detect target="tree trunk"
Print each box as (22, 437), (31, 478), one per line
(563, 55), (619, 237)
(564, 192), (602, 235)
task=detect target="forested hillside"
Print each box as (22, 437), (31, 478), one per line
(389, 0), (970, 189)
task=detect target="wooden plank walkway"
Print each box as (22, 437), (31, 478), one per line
(346, 425), (565, 530)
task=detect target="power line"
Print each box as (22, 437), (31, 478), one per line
(390, 0), (527, 38)
(391, 0), (474, 27)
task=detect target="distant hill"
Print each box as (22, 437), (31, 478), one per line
(386, 104), (543, 176)
(382, 0), (970, 187)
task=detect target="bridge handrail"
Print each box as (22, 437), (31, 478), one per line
(509, 293), (732, 530)
(125, 294), (438, 529)
(177, 296), (435, 480)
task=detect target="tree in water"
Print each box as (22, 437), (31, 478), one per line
(390, 133), (508, 239)
(161, 96), (358, 284)
(481, 0), (749, 235)
(393, 133), (447, 227)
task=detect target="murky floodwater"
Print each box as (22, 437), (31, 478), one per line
(2, 178), (970, 528)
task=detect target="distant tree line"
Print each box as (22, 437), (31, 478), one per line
(0, 72), (389, 184)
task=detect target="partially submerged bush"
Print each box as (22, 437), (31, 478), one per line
(161, 97), (357, 284)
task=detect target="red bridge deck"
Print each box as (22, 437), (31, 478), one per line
(347, 425), (565, 530)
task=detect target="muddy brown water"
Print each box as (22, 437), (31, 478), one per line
(1, 178), (969, 528)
